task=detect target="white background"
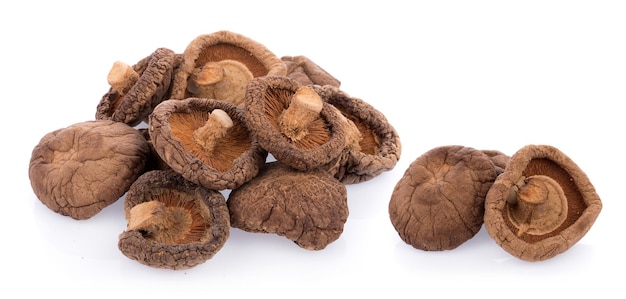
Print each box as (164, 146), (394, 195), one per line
(2, 1), (624, 298)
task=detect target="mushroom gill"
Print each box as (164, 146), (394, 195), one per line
(127, 189), (210, 244)
(168, 109), (251, 172)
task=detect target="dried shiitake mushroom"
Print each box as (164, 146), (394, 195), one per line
(311, 84), (402, 184)
(244, 76), (347, 171)
(484, 144), (602, 262)
(281, 55), (341, 87)
(170, 30), (287, 105)
(149, 97), (267, 190)
(388, 145), (504, 251)
(118, 170), (230, 270)
(227, 162), (349, 250)
(96, 47), (180, 127)
(29, 120), (150, 220)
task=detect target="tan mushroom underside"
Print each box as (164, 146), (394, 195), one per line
(119, 170), (230, 270)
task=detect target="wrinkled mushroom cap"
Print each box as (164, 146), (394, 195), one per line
(29, 120), (149, 220)
(281, 55), (341, 87)
(118, 170), (230, 270)
(311, 84), (402, 184)
(244, 76), (347, 171)
(484, 144), (602, 262)
(227, 162), (349, 250)
(170, 30), (287, 100)
(149, 98), (267, 190)
(388, 145), (501, 251)
(96, 47), (180, 127)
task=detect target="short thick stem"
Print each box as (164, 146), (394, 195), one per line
(107, 61), (139, 95)
(192, 109), (234, 154)
(279, 86), (323, 141)
(127, 200), (193, 244)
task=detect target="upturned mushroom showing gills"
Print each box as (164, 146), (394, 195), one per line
(227, 162), (349, 250)
(484, 144), (602, 262)
(96, 47), (180, 127)
(311, 84), (402, 184)
(170, 30), (287, 101)
(388, 146), (504, 251)
(244, 76), (347, 171)
(29, 120), (150, 220)
(119, 170), (230, 270)
(149, 97), (267, 190)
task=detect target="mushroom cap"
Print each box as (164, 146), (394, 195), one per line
(29, 120), (149, 220)
(388, 145), (500, 251)
(244, 76), (347, 171)
(118, 170), (230, 270)
(96, 47), (180, 127)
(149, 97), (267, 190)
(484, 144), (602, 262)
(170, 30), (287, 100)
(311, 84), (402, 184)
(227, 162), (349, 250)
(281, 55), (341, 88)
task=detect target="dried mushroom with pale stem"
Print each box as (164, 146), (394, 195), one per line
(149, 98), (267, 190)
(29, 120), (149, 220)
(118, 170), (230, 270)
(484, 144), (602, 262)
(388, 145), (507, 251)
(311, 85), (402, 184)
(244, 76), (347, 171)
(96, 48), (180, 127)
(227, 162), (348, 250)
(170, 30), (286, 106)
(281, 55), (341, 87)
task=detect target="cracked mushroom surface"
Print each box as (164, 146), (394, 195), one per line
(244, 76), (347, 171)
(170, 30), (287, 104)
(149, 97), (267, 190)
(311, 84), (402, 184)
(227, 162), (349, 250)
(388, 145), (502, 251)
(118, 170), (230, 270)
(484, 144), (602, 262)
(96, 47), (180, 127)
(29, 120), (149, 220)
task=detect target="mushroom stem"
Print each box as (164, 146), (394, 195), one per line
(192, 109), (234, 154)
(507, 175), (568, 236)
(107, 61), (139, 95)
(279, 86), (323, 141)
(127, 200), (193, 244)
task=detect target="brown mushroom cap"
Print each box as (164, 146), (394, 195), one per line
(484, 144), (602, 262)
(96, 47), (180, 127)
(388, 145), (500, 251)
(170, 30), (287, 100)
(244, 76), (347, 171)
(281, 55), (341, 88)
(311, 85), (402, 184)
(149, 97), (267, 190)
(482, 149), (511, 175)
(118, 170), (230, 270)
(227, 162), (349, 250)
(29, 120), (150, 220)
